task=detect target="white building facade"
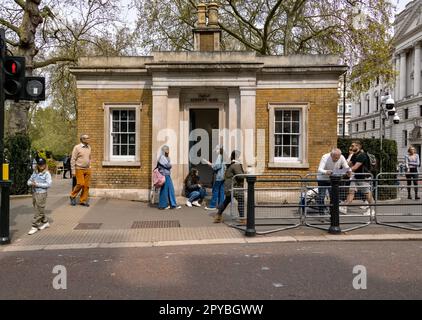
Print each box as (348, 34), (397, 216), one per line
(350, 0), (422, 161)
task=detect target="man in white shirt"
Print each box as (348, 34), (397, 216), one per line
(317, 148), (351, 214)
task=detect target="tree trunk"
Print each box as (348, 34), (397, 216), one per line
(8, 0), (42, 136)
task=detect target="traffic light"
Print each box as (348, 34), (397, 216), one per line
(24, 77), (45, 102)
(3, 56), (25, 101)
(2, 56), (45, 102)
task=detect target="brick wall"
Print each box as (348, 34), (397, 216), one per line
(256, 88), (339, 176)
(76, 89), (152, 189)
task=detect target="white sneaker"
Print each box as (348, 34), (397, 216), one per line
(39, 222), (50, 230)
(205, 206), (217, 211)
(171, 205), (182, 210)
(363, 209), (371, 216)
(339, 206), (347, 214)
(192, 201), (201, 207)
(28, 227), (38, 235)
(164, 206), (171, 210)
(360, 201), (369, 210)
(186, 201), (192, 207)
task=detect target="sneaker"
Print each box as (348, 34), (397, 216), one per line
(192, 201), (201, 207)
(213, 214), (223, 223)
(238, 218), (247, 226)
(360, 201), (369, 210)
(204, 206), (217, 211)
(163, 206), (171, 210)
(363, 208), (371, 216)
(171, 206), (182, 209)
(186, 201), (192, 207)
(339, 206), (347, 214)
(80, 202), (90, 207)
(370, 209), (376, 217)
(28, 227), (38, 235)
(70, 197), (76, 206)
(39, 222), (50, 230)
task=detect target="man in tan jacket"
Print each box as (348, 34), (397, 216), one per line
(70, 134), (92, 207)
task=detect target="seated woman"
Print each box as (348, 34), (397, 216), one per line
(184, 168), (207, 207)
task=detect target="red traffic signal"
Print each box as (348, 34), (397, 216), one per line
(3, 56), (25, 99)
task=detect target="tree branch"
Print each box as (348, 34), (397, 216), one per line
(33, 57), (77, 69)
(0, 18), (20, 34)
(219, 23), (261, 52)
(13, 0), (25, 10)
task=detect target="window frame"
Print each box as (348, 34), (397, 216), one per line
(268, 103), (309, 168)
(103, 103), (142, 166)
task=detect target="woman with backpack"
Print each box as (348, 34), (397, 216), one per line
(213, 150), (245, 224)
(405, 146), (420, 200)
(157, 145), (181, 210)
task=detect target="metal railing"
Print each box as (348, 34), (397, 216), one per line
(374, 172), (422, 231)
(229, 174), (303, 235)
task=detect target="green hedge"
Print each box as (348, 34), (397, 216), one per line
(5, 134), (32, 195)
(337, 138), (398, 175)
(338, 138), (398, 200)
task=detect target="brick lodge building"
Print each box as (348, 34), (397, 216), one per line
(71, 3), (346, 201)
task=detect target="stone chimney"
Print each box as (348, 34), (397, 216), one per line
(193, 2), (221, 52)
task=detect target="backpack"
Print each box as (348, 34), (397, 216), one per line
(366, 152), (377, 172)
(152, 166), (165, 188)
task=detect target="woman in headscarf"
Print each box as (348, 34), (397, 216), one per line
(157, 145), (181, 209)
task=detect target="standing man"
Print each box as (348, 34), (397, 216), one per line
(317, 148), (351, 214)
(340, 140), (375, 216)
(70, 134), (91, 207)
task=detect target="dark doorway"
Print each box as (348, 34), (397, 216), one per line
(189, 108), (219, 188)
(415, 144), (421, 160)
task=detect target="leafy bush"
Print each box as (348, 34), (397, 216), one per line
(338, 138), (398, 200)
(5, 134), (32, 195)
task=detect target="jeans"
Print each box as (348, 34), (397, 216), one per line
(187, 188), (207, 203)
(406, 168), (419, 197)
(159, 175), (177, 208)
(208, 180), (225, 208)
(317, 180), (331, 213)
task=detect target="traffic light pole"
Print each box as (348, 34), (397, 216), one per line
(0, 28), (11, 245)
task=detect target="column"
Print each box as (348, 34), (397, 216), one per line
(240, 87), (256, 172)
(228, 88), (240, 153)
(151, 86), (168, 172)
(414, 42), (421, 96)
(167, 88), (182, 194)
(400, 50), (407, 100)
(395, 56), (400, 100)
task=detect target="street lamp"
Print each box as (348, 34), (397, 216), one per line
(379, 93), (400, 172)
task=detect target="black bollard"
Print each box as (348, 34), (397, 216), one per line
(329, 175), (342, 234)
(245, 176), (256, 237)
(0, 181), (11, 245)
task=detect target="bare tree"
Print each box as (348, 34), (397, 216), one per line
(0, 0), (121, 135)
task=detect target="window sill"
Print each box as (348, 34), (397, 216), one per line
(268, 162), (309, 169)
(102, 161), (141, 167)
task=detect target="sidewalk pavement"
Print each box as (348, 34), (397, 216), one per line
(2, 178), (422, 253)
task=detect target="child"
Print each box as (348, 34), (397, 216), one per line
(27, 158), (52, 235)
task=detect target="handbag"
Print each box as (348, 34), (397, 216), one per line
(152, 164), (165, 188)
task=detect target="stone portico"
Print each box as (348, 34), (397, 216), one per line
(71, 3), (346, 201)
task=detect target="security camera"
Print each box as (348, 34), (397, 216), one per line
(393, 114), (400, 124)
(385, 97), (395, 110)
(387, 106), (396, 116)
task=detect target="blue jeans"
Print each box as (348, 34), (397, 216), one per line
(159, 175), (177, 208)
(317, 180), (331, 213)
(208, 180), (225, 208)
(187, 188), (207, 203)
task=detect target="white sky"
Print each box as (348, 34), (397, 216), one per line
(395, 0), (414, 14)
